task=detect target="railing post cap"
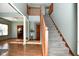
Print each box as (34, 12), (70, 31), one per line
(45, 27), (48, 30)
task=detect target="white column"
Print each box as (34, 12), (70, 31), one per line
(41, 6), (45, 15)
(77, 4), (79, 55)
(28, 21), (29, 40)
(23, 16), (26, 45)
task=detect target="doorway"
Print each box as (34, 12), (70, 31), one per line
(36, 24), (40, 40)
(17, 25), (23, 39)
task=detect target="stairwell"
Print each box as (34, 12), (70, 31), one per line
(44, 15), (72, 56)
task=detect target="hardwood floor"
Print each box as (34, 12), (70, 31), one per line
(0, 39), (42, 56)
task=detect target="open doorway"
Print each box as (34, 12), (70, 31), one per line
(36, 24), (40, 41)
(17, 25), (23, 39)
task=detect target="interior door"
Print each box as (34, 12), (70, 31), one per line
(17, 25), (23, 39)
(36, 24), (40, 40)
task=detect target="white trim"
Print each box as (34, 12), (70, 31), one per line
(77, 3), (79, 55)
(26, 20), (29, 41)
(23, 16), (26, 45)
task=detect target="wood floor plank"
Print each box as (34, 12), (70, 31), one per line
(0, 39), (42, 56)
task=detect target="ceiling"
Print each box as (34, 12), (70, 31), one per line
(0, 3), (23, 22)
(0, 3), (21, 17)
(0, 3), (50, 22)
(0, 3), (17, 13)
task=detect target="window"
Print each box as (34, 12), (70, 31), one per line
(0, 24), (8, 36)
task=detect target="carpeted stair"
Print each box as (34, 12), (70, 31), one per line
(44, 15), (71, 56)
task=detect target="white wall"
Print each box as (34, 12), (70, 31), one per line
(11, 21), (23, 38)
(29, 16), (40, 23)
(50, 3), (77, 55)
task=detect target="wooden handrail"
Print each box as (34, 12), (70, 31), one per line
(40, 14), (48, 56)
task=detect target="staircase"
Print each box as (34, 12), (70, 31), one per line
(44, 15), (71, 56)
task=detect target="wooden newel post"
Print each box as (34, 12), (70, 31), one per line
(45, 27), (48, 56)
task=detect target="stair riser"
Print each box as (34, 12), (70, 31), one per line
(49, 45), (65, 49)
(48, 45), (66, 48)
(49, 48), (69, 53)
(49, 34), (60, 36)
(48, 53), (71, 56)
(48, 40), (63, 43)
(49, 38), (62, 40)
(48, 28), (56, 29)
(48, 50), (69, 54)
(49, 36), (61, 38)
(49, 31), (58, 33)
(49, 36), (62, 39)
(49, 42), (65, 46)
(48, 44), (65, 48)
